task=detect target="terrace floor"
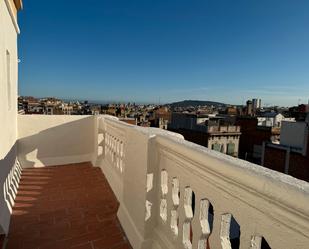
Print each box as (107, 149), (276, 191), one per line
(6, 162), (132, 249)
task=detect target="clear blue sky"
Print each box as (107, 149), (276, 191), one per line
(18, 0), (309, 106)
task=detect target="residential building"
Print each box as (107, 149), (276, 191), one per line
(257, 112), (294, 127)
(262, 117), (309, 181)
(246, 100), (253, 116)
(252, 98), (261, 110)
(61, 103), (73, 115)
(168, 113), (241, 157)
(289, 104), (309, 121)
(299, 104), (309, 113)
(224, 106), (238, 115)
(236, 117), (280, 164)
(149, 106), (171, 130)
(246, 98), (262, 116)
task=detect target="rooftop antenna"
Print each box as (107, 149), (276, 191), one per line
(298, 98), (301, 105)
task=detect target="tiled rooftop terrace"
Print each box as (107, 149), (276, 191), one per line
(6, 162), (132, 249)
(1, 115), (307, 249)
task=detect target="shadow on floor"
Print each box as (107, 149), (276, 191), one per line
(6, 162), (132, 249)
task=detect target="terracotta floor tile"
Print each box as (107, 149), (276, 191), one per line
(71, 243), (93, 249)
(6, 162), (132, 249)
(92, 232), (126, 249)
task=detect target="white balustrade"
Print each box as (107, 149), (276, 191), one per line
(97, 116), (126, 201)
(95, 115), (309, 249)
(3, 159), (22, 216)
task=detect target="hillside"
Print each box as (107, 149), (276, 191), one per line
(167, 100), (227, 108)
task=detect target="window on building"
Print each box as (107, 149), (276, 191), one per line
(227, 143), (235, 156)
(221, 145), (225, 153)
(6, 50), (11, 110)
(212, 143), (221, 152)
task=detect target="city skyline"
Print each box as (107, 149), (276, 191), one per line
(18, 0), (309, 106)
(17, 94), (309, 108)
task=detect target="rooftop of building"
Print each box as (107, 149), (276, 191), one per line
(258, 112), (281, 118)
(1, 114), (309, 249)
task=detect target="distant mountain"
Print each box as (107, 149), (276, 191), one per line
(167, 100), (227, 108)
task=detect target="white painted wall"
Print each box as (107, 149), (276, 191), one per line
(0, 0), (20, 235)
(18, 115), (96, 167)
(0, 0), (18, 160)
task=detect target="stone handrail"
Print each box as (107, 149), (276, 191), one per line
(96, 115), (309, 249)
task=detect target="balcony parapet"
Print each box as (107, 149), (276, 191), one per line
(95, 115), (309, 249)
(17, 114), (309, 249)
